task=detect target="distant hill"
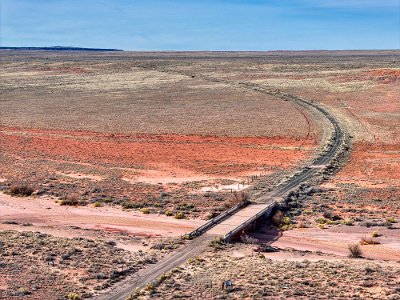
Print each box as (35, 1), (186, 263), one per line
(0, 46), (123, 52)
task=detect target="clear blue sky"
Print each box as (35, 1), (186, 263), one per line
(1, 0), (399, 50)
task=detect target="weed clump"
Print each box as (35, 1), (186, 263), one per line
(141, 207), (150, 214)
(174, 212), (185, 219)
(60, 194), (80, 206)
(9, 185), (34, 197)
(348, 243), (363, 258)
(67, 292), (81, 300)
(360, 236), (380, 245)
(342, 219), (354, 226)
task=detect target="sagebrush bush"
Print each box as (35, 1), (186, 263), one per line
(348, 243), (362, 258)
(174, 212), (185, 219)
(141, 207), (150, 214)
(67, 292), (81, 300)
(360, 236), (380, 245)
(60, 194), (79, 206)
(342, 219), (354, 226)
(9, 185), (34, 197)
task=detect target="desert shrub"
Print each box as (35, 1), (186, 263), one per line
(94, 273), (108, 280)
(94, 202), (102, 207)
(371, 230), (381, 237)
(279, 216), (293, 231)
(9, 185), (34, 197)
(322, 210), (341, 221)
(174, 212), (185, 219)
(297, 221), (307, 228)
(67, 292), (81, 300)
(182, 234), (192, 240)
(141, 208), (150, 214)
(240, 234), (258, 244)
(316, 218), (328, 224)
(281, 216), (291, 225)
(232, 191), (249, 204)
(326, 220), (340, 225)
(103, 197), (114, 203)
(322, 210), (333, 219)
(106, 240), (117, 247)
(158, 273), (168, 283)
(175, 204), (195, 211)
(348, 243), (363, 258)
(206, 211), (219, 220)
(60, 194), (79, 206)
(342, 219), (354, 226)
(360, 236), (380, 245)
(145, 283), (155, 291)
(210, 237), (225, 250)
(151, 243), (165, 250)
(164, 211), (173, 216)
(121, 201), (135, 209)
(386, 217), (397, 223)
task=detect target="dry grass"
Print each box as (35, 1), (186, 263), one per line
(9, 185), (34, 197)
(0, 230), (169, 299)
(360, 236), (380, 245)
(348, 243), (363, 258)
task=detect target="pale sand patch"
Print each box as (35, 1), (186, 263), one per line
(0, 192), (204, 238)
(264, 227), (400, 261)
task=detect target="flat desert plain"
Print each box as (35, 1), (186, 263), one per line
(0, 50), (399, 299)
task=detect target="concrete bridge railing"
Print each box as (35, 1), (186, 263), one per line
(222, 202), (278, 242)
(186, 200), (250, 239)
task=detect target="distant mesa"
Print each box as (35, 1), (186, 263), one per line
(0, 46), (123, 51)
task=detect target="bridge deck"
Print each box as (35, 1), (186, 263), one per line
(206, 203), (274, 236)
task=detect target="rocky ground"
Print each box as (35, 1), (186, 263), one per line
(132, 243), (400, 299)
(0, 230), (183, 299)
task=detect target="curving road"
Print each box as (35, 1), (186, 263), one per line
(94, 76), (348, 300)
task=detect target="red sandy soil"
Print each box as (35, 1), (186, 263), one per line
(337, 142), (400, 183)
(0, 126), (315, 179)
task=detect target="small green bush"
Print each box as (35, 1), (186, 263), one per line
(164, 211), (173, 216)
(341, 219), (354, 226)
(94, 202), (102, 207)
(386, 217), (397, 223)
(141, 207), (150, 214)
(145, 283), (155, 291)
(316, 218), (328, 224)
(281, 216), (291, 225)
(174, 212), (185, 219)
(122, 201), (135, 209)
(67, 292), (81, 300)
